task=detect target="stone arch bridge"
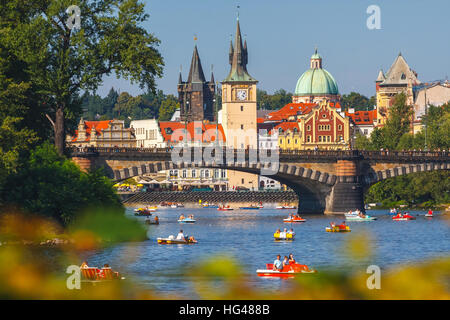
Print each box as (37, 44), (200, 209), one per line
(70, 147), (449, 215)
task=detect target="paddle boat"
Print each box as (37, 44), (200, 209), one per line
(425, 210), (433, 217)
(157, 236), (197, 244)
(326, 223), (351, 232)
(134, 207), (156, 216)
(283, 215), (306, 223)
(80, 262), (125, 282)
(178, 215), (196, 223)
(256, 262), (316, 277)
(392, 213), (416, 221)
(276, 205), (297, 210)
(388, 208), (398, 215)
(217, 205), (233, 211)
(345, 211), (377, 221)
(239, 204), (260, 210)
(273, 231), (295, 241)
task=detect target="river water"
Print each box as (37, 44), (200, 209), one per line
(81, 206), (449, 298)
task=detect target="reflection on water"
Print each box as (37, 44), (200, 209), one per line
(80, 206), (450, 297)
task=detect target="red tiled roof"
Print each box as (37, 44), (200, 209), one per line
(72, 120), (113, 142)
(159, 121), (226, 143)
(270, 122), (299, 135)
(265, 103), (317, 122)
(345, 109), (377, 125)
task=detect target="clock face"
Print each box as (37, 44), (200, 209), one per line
(237, 89), (247, 101)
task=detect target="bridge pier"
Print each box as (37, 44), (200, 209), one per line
(324, 159), (365, 214)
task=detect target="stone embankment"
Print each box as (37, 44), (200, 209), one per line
(123, 191), (298, 206)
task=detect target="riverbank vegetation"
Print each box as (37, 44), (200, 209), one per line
(0, 1), (162, 235)
(358, 94), (450, 208)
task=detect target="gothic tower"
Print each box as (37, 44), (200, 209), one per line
(221, 17), (258, 149)
(178, 45), (215, 122)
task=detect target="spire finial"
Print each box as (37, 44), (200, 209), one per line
(237, 5), (240, 20)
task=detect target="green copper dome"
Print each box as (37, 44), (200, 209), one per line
(295, 69), (339, 96)
(295, 49), (339, 96)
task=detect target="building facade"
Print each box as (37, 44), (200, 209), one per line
(375, 53), (420, 125)
(68, 118), (136, 148)
(130, 119), (165, 148)
(221, 18), (258, 149)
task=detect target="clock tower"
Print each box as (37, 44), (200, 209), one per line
(221, 17), (258, 149)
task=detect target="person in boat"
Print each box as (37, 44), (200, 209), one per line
(179, 214), (185, 220)
(330, 221), (336, 228)
(275, 228), (281, 234)
(338, 221), (347, 230)
(282, 256), (290, 267)
(80, 261), (89, 268)
(273, 255), (283, 271)
(280, 228), (287, 238)
(176, 229), (185, 240)
(288, 228), (295, 236)
(288, 253), (295, 264)
(188, 236), (196, 242)
(428, 209), (433, 216)
(154, 216), (159, 223)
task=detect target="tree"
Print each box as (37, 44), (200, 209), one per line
(257, 89), (293, 110)
(158, 95), (180, 121)
(1, 1), (164, 154)
(381, 93), (413, 150)
(2, 142), (122, 226)
(341, 92), (376, 111)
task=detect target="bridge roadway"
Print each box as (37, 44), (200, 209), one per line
(70, 147), (450, 215)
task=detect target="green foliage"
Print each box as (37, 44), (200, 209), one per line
(365, 171), (450, 207)
(341, 92), (376, 111)
(257, 89), (292, 110)
(1, 142), (123, 226)
(0, 0), (164, 152)
(158, 94), (179, 121)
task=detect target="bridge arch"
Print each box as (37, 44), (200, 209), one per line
(362, 162), (449, 186)
(112, 161), (337, 214)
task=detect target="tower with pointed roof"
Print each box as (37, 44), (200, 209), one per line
(375, 53), (420, 125)
(221, 17), (258, 149)
(178, 45), (215, 122)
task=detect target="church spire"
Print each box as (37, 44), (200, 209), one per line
(187, 45), (206, 83)
(223, 17), (256, 83)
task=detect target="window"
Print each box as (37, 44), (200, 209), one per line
(182, 170), (187, 178)
(364, 129), (368, 135)
(327, 136), (331, 142)
(338, 124), (342, 131)
(307, 136), (311, 142)
(241, 106), (244, 112)
(307, 125), (311, 131)
(205, 170), (210, 178)
(318, 136), (322, 142)
(322, 114), (326, 118)
(221, 170), (226, 178)
(295, 139), (298, 144)
(287, 139), (290, 144)
(200, 170), (205, 178)
(191, 169), (196, 178)
(241, 178), (245, 184)
(241, 124), (244, 130)
(214, 169), (219, 178)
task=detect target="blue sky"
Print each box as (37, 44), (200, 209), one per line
(98, 0), (450, 98)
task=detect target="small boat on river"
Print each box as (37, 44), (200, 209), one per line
(276, 205), (297, 210)
(392, 213), (416, 221)
(239, 204), (260, 210)
(273, 231), (295, 241)
(256, 262), (316, 277)
(218, 205), (233, 211)
(134, 207), (156, 216)
(283, 215), (306, 223)
(326, 224), (351, 232)
(345, 211), (376, 221)
(157, 236), (197, 244)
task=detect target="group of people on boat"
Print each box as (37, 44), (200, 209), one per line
(176, 229), (196, 242)
(329, 221), (347, 230)
(347, 209), (366, 218)
(80, 261), (121, 280)
(392, 212), (414, 219)
(178, 214), (194, 221)
(272, 254), (296, 271)
(275, 228), (295, 237)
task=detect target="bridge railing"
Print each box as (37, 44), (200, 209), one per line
(68, 146), (449, 160)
